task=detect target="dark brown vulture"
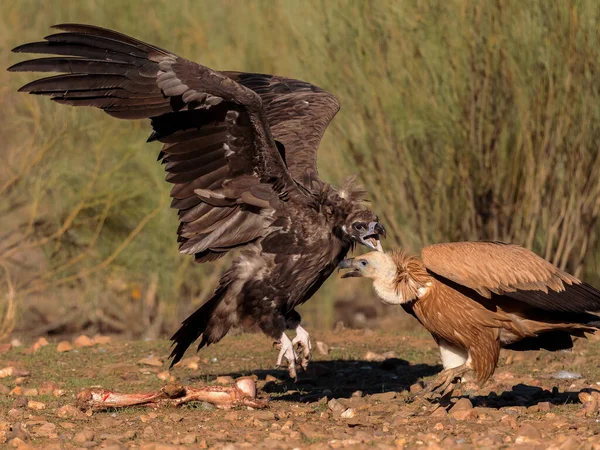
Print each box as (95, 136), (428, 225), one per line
(9, 24), (385, 377)
(338, 242), (600, 397)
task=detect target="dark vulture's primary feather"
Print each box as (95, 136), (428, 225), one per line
(9, 24), (384, 375)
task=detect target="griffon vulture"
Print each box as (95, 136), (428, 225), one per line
(338, 242), (600, 396)
(9, 24), (385, 377)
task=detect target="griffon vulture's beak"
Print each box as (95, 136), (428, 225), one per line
(359, 222), (385, 252)
(338, 258), (363, 278)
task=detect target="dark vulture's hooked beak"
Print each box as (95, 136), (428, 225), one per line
(338, 258), (362, 278)
(359, 221), (385, 252)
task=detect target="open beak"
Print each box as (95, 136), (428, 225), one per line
(338, 258), (363, 278)
(359, 222), (385, 252)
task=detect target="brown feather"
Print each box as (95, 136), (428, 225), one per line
(350, 246), (600, 385)
(390, 250), (432, 302)
(422, 242), (579, 298)
(225, 72), (340, 190)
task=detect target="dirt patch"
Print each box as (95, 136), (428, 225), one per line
(1, 329), (600, 448)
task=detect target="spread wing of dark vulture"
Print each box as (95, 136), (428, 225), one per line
(422, 241), (600, 314)
(9, 24), (384, 376)
(224, 72), (340, 190)
(9, 24), (337, 263)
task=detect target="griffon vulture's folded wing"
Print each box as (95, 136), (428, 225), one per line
(421, 241), (600, 313)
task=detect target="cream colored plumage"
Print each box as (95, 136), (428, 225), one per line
(338, 241), (600, 397)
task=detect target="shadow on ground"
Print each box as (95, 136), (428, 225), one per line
(468, 383), (589, 409)
(210, 358), (442, 402)
(196, 359), (592, 409)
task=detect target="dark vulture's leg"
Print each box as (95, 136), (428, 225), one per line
(286, 310), (312, 370)
(262, 313), (299, 379)
(275, 334), (297, 379)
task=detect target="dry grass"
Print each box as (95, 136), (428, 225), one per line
(0, 264), (16, 341)
(0, 0), (599, 337)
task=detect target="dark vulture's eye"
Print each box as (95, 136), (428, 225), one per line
(353, 222), (365, 231)
(358, 260), (368, 267)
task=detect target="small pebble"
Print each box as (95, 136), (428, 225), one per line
(216, 376), (235, 385)
(92, 335), (112, 345)
(157, 371), (172, 381)
(551, 371), (582, 380)
(56, 341), (73, 353)
(450, 398), (473, 412)
(73, 335), (94, 349)
(32, 337), (49, 352)
(340, 408), (356, 419)
(73, 429), (95, 443)
(137, 356), (163, 367)
(327, 398), (344, 412)
(27, 400), (45, 410)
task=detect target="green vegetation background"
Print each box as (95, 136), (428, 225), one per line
(1, 0), (599, 337)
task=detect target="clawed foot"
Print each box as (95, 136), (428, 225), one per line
(274, 326), (313, 378)
(274, 332), (298, 379)
(417, 365), (470, 401)
(292, 325), (312, 371)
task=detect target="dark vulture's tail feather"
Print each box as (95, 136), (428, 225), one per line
(169, 284), (228, 368)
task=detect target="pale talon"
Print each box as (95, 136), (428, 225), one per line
(275, 332), (298, 378)
(291, 325), (312, 371)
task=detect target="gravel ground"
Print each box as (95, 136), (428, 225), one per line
(1, 328), (600, 449)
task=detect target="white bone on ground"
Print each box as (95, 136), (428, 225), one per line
(234, 378), (256, 398)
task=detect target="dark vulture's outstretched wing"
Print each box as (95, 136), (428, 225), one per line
(9, 24), (339, 262)
(225, 72), (340, 189)
(421, 241), (600, 313)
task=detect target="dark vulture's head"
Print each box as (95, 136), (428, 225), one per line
(342, 208), (386, 252)
(332, 177), (385, 251)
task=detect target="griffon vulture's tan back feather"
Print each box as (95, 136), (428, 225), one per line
(421, 242), (600, 314)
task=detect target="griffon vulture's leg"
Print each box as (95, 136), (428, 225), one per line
(437, 338), (471, 382)
(420, 364), (471, 400)
(415, 338), (471, 400)
(420, 335), (500, 400)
